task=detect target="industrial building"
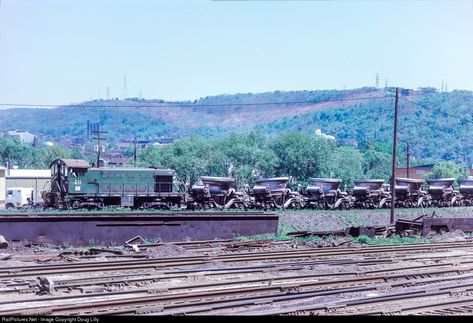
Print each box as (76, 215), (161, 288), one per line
(0, 166), (5, 207)
(5, 169), (51, 204)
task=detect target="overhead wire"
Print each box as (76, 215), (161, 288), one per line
(398, 96), (473, 161)
(399, 97), (473, 125)
(0, 95), (393, 108)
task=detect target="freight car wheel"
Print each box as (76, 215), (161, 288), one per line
(419, 200), (429, 208)
(71, 201), (81, 209)
(338, 201), (350, 210)
(452, 199), (463, 207)
(290, 202), (302, 210)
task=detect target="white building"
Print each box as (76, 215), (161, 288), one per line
(7, 130), (36, 144)
(6, 169), (51, 203)
(0, 166), (5, 207)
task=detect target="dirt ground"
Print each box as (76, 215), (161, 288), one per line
(2, 207), (473, 263)
(279, 206), (473, 233)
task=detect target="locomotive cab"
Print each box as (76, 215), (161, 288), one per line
(46, 159), (91, 208)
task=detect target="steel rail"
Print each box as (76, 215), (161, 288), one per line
(4, 260), (473, 315)
(2, 241), (472, 272)
(6, 269), (473, 316)
(2, 241), (473, 280)
(240, 286), (473, 315)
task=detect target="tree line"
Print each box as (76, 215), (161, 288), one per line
(136, 131), (469, 188)
(0, 131), (468, 187)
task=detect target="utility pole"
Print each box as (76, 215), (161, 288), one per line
(390, 88), (399, 224)
(33, 136), (37, 168)
(96, 125), (102, 168)
(133, 137), (137, 167)
(406, 142), (410, 178)
(92, 124), (107, 168)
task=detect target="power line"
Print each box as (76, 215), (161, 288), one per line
(399, 97), (473, 126)
(0, 95), (393, 108)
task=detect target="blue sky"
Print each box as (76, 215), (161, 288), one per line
(1, 0), (472, 105)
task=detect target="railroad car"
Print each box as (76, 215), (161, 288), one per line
(42, 159), (182, 210)
(188, 176), (251, 210)
(302, 178), (351, 210)
(456, 178), (473, 206)
(351, 179), (389, 209)
(38, 159), (473, 212)
(425, 178), (455, 207)
(393, 178), (427, 208)
(251, 177), (291, 209)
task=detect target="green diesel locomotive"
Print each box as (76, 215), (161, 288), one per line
(43, 159), (183, 210)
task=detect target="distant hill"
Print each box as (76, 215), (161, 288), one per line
(1, 87), (473, 161)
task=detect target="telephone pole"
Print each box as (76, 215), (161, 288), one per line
(91, 124), (107, 168)
(406, 142), (410, 178)
(390, 88), (399, 224)
(133, 137), (137, 167)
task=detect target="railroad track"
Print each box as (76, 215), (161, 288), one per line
(3, 240), (473, 315)
(4, 263), (473, 315)
(3, 240), (473, 280)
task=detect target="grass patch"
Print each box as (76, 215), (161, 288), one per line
(233, 222), (295, 242)
(352, 234), (425, 245)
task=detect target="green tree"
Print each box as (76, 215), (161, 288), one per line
(330, 146), (364, 187)
(425, 161), (468, 186)
(35, 145), (71, 168)
(269, 132), (334, 183)
(138, 136), (214, 183)
(362, 149), (391, 180)
(0, 137), (35, 168)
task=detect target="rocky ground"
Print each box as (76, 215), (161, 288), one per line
(279, 206), (473, 233)
(1, 207), (473, 263)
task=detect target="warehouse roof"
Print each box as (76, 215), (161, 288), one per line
(6, 169), (50, 178)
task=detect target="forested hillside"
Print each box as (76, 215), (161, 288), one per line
(1, 88), (473, 162)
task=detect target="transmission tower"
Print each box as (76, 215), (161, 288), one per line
(384, 78), (388, 88)
(376, 73), (380, 88)
(122, 77), (128, 99)
(106, 86), (110, 100)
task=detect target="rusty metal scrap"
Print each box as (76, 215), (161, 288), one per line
(0, 235), (8, 249)
(0, 212), (279, 245)
(288, 226), (384, 239)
